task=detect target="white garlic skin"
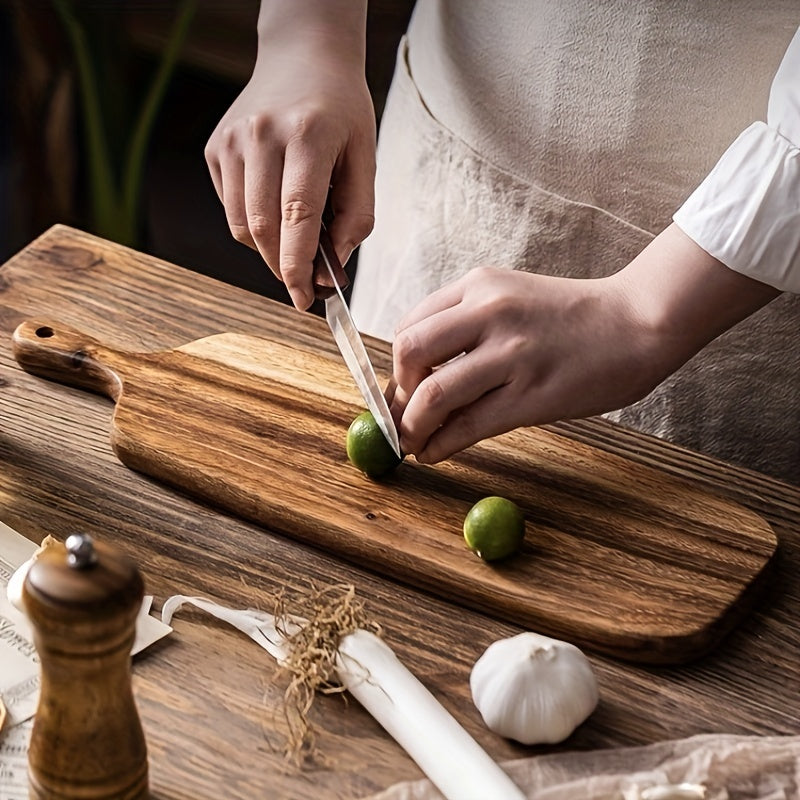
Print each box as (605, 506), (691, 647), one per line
(6, 557), (32, 613)
(470, 631), (599, 745)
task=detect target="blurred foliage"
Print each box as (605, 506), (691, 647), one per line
(51, 0), (197, 246)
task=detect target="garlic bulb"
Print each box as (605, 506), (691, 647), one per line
(470, 631), (598, 744)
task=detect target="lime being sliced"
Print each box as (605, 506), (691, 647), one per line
(346, 410), (403, 478)
(463, 496), (526, 561)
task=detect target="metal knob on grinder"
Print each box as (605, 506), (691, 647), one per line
(22, 533), (149, 800)
(65, 532), (99, 569)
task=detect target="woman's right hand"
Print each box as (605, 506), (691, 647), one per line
(205, 0), (375, 310)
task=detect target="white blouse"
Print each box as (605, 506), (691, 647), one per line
(674, 26), (800, 293)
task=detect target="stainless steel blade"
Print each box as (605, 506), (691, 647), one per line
(319, 245), (402, 459)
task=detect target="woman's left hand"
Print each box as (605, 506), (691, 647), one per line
(388, 224), (780, 463)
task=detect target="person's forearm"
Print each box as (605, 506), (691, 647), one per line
(207, 0), (374, 309)
(257, 0), (369, 68)
(614, 223), (781, 375)
(387, 224), (782, 462)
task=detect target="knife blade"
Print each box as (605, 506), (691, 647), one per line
(314, 228), (402, 459)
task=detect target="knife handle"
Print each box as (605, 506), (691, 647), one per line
(312, 225), (350, 300)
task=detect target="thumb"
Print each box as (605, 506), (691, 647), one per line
(327, 141), (376, 267)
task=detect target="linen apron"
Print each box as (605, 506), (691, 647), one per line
(351, 0), (800, 483)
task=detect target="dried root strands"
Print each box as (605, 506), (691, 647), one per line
(272, 583), (380, 765)
(162, 586), (527, 800)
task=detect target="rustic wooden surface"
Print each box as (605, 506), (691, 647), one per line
(11, 318), (777, 664)
(1, 226), (798, 799)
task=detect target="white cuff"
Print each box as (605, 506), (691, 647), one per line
(673, 122), (800, 294)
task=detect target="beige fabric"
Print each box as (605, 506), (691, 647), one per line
(402, 0), (798, 235)
(351, 2), (800, 482)
(361, 734), (800, 800)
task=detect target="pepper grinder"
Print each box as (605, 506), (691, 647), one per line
(22, 533), (149, 800)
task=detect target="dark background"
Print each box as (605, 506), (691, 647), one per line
(0, 0), (414, 306)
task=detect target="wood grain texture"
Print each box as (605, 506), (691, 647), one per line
(24, 540), (148, 799)
(11, 318), (777, 664)
(1, 226), (798, 800)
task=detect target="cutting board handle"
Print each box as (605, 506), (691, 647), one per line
(13, 319), (128, 400)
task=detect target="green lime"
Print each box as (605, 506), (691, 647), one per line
(346, 410), (402, 478)
(463, 496), (525, 561)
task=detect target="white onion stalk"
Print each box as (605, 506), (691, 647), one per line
(161, 595), (525, 800)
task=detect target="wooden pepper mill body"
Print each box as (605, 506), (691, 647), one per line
(22, 534), (149, 800)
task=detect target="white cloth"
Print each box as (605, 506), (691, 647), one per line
(674, 26), (800, 292)
(351, 1), (800, 482)
(362, 733), (800, 800)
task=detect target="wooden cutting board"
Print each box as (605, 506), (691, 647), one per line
(12, 318), (778, 664)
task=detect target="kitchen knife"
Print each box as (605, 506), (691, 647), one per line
(313, 227), (402, 459)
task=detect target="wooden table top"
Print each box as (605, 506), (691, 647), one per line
(1, 225), (798, 799)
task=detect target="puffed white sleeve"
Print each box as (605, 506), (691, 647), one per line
(673, 25), (800, 293)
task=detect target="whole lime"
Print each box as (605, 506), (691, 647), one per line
(346, 410), (402, 478)
(463, 496), (526, 561)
